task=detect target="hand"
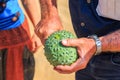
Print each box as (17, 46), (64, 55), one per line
(35, 16), (63, 45)
(31, 33), (43, 52)
(54, 38), (96, 74)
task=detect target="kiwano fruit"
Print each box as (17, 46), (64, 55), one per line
(44, 30), (78, 66)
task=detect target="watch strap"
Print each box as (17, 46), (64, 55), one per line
(88, 35), (102, 55)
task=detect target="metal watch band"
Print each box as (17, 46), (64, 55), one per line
(88, 35), (102, 55)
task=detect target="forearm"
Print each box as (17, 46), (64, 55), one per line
(100, 29), (120, 52)
(21, 0), (40, 26)
(40, 0), (58, 19)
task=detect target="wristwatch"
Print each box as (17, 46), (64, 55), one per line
(88, 35), (102, 55)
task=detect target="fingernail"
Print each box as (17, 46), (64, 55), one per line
(62, 40), (67, 44)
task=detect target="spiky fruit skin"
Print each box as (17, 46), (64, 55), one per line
(44, 30), (78, 66)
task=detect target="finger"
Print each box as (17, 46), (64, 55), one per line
(54, 65), (74, 74)
(54, 58), (82, 73)
(61, 39), (80, 47)
(54, 67), (73, 74)
(31, 43), (36, 52)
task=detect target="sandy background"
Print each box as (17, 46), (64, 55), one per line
(19, 0), (75, 80)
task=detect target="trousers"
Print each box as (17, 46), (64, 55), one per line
(76, 53), (120, 80)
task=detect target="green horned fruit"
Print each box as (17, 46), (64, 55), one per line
(44, 30), (78, 66)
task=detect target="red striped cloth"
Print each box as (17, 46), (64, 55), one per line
(0, 19), (33, 80)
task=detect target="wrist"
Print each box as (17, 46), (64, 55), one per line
(88, 35), (102, 55)
(99, 36), (110, 52)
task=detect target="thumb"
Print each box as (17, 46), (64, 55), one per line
(61, 39), (79, 47)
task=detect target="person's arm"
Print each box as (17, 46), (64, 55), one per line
(54, 29), (120, 74)
(101, 29), (120, 52)
(20, 0), (42, 51)
(35, 0), (63, 44)
(40, 0), (58, 20)
(21, 0), (41, 26)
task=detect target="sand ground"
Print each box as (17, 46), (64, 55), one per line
(19, 0), (75, 80)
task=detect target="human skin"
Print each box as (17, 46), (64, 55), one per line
(34, 0), (63, 44)
(54, 30), (120, 74)
(35, 0), (120, 74)
(21, 0), (42, 51)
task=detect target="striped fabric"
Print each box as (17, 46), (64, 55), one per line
(0, 19), (34, 80)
